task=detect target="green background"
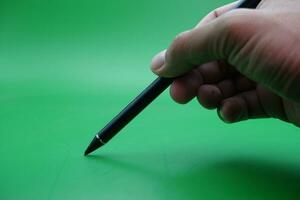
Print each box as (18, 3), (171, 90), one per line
(1, 0), (300, 199)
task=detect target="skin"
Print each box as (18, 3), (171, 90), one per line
(151, 0), (300, 127)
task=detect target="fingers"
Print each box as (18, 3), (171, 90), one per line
(195, 81), (287, 123)
(196, 76), (256, 109)
(195, 1), (239, 28)
(151, 9), (259, 78)
(170, 64), (254, 105)
(235, 76), (256, 92)
(197, 84), (223, 109)
(193, 78), (267, 123)
(170, 69), (203, 104)
(151, 50), (166, 72)
(196, 61), (237, 83)
(197, 79), (236, 109)
(218, 90), (268, 123)
(151, 1), (238, 75)
(256, 85), (288, 121)
(170, 61), (237, 104)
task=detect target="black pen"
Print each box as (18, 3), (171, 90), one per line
(84, 0), (262, 156)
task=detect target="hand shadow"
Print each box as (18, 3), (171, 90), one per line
(165, 157), (300, 200)
(87, 154), (300, 200)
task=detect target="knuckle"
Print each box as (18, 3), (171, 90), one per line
(168, 31), (191, 59)
(214, 10), (263, 60)
(222, 12), (247, 37)
(220, 10), (260, 40)
(211, 8), (221, 18)
(174, 31), (190, 46)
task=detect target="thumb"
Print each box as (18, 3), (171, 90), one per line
(151, 9), (261, 78)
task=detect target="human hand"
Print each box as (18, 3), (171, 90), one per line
(151, 0), (300, 127)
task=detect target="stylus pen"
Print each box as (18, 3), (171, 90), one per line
(84, 0), (262, 156)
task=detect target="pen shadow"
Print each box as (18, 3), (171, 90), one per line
(87, 154), (300, 200)
(87, 154), (164, 179)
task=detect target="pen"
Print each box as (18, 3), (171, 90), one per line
(84, 0), (262, 156)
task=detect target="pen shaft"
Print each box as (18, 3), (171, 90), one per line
(237, 0), (261, 8)
(98, 77), (173, 142)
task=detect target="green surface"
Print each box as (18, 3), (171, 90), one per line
(1, 0), (300, 199)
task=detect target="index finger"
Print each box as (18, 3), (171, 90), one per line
(195, 1), (239, 28)
(151, 1), (239, 75)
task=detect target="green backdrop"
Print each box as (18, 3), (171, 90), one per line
(1, 0), (300, 199)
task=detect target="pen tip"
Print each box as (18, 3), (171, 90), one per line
(84, 146), (94, 156)
(84, 151), (89, 156)
(84, 136), (104, 156)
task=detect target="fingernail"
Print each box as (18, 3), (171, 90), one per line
(218, 101), (244, 123)
(218, 104), (231, 123)
(220, 109), (230, 123)
(151, 51), (165, 72)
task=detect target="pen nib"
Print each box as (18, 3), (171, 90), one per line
(84, 150), (90, 156)
(84, 136), (104, 156)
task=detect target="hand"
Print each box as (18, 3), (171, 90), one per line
(151, 0), (300, 127)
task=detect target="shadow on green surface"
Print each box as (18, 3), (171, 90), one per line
(87, 154), (163, 178)
(87, 154), (300, 200)
(167, 158), (300, 200)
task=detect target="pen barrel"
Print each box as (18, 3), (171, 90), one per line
(98, 77), (174, 142)
(236, 0), (261, 8)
